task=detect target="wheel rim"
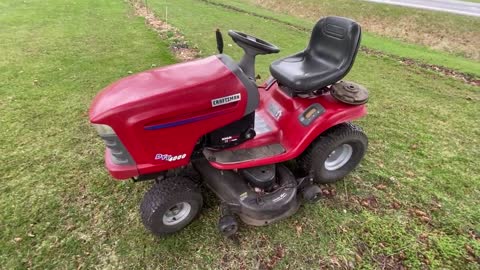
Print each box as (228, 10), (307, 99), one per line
(324, 144), (353, 171)
(162, 202), (191, 226)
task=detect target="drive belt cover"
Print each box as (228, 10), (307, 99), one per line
(331, 81), (369, 105)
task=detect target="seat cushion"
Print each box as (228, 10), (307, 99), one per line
(270, 52), (341, 93)
(269, 16), (361, 93)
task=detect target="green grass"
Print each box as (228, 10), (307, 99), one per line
(1, 0), (479, 269)
(245, 0), (480, 61)
(200, 0), (480, 77)
(0, 0), (176, 268)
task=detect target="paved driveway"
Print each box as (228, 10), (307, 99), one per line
(363, 0), (480, 17)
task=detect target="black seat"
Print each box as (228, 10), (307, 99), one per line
(269, 16), (361, 93)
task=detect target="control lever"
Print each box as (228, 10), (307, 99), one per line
(216, 29), (224, 54)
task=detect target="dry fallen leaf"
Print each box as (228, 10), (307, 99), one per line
(465, 244), (475, 256)
(376, 184), (387, 190)
(414, 209), (427, 217)
(360, 196), (379, 209)
(419, 233), (428, 241)
(391, 201), (402, 209)
(296, 225), (303, 236)
(14, 237), (22, 243)
(330, 256), (341, 267)
(431, 201), (442, 209)
(467, 229), (479, 240)
(420, 216), (431, 223)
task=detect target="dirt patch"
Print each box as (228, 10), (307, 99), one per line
(129, 0), (198, 62)
(363, 46), (479, 87)
(199, 0), (309, 32)
(318, 255), (355, 269)
(400, 58), (479, 86)
(372, 253), (407, 270)
(258, 244), (286, 270)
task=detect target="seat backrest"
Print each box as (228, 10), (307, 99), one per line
(307, 16), (361, 71)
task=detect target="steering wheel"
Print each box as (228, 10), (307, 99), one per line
(228, 30), (280, 55)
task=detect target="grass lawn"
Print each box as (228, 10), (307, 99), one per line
(1, 0), (479, 269)
(0, 0), (176, 268)
(246, 0), (480, 61)
(201, 0), (480, 77)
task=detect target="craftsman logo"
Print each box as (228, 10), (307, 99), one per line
(211, 93), (241, 107)
(221, 135), (239, 143)
(272, 192), (287, 203)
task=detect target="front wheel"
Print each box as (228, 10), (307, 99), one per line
(140, 177), (203, 237)
(299, 123), (368, 184)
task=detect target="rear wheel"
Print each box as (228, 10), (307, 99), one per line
(140, 177), (203, 237)
(299, 123), (367, 184)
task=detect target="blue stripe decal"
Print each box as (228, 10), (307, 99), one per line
(144, 111), (225, 130)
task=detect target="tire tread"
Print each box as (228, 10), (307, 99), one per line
(140, 177), (202, 236)
(298, 122), (367, 183)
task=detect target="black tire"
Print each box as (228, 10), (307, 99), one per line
(302, 184), (322, 203)
(299, 123), (368, 184)
(218, 215), (238, 237)
(140, 177), (203, 237)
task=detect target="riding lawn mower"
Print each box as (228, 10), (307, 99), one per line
(89, 16), (369, 237)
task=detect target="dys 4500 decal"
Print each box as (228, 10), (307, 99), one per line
(211, 93), (241, 107)
(155, 153), (187, 162)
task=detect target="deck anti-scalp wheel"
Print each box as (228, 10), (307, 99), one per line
(299, 123), (368, 184)
(140, 177), (203, 237)
(302, 184), (322, 203)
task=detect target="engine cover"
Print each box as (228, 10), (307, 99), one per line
(206, 112), (255, 149)
(89, 55), (259, 177)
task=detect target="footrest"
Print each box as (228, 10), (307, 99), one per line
(203, 144), (285, 164)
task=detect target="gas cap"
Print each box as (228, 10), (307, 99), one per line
(331, 81), (369, 105)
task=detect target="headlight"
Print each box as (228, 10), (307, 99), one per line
(92, 123), (135, 165)
(92, 124), (116, 136)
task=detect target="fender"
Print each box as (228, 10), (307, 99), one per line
(207, 82), (367, 170)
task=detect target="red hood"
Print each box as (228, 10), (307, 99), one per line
(89, 56), (231, 122)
